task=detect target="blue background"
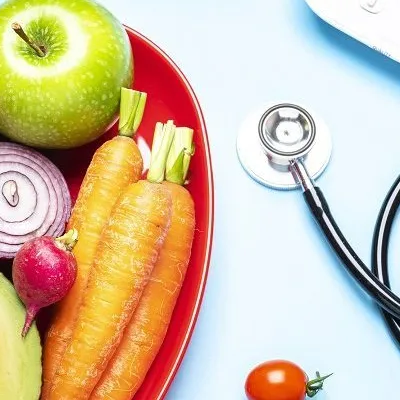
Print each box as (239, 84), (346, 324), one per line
(98, 0), (400, 398)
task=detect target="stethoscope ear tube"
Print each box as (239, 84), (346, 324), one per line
(372, 175), (400, 346)
(303, 184), (400, 319)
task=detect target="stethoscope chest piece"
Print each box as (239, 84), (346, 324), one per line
(237, 103), (332, 189)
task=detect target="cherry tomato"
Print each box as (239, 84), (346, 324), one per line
(245, 360), (331, 400)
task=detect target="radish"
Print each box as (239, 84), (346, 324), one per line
(12, 229), (78, 337)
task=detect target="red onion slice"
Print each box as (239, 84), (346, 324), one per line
(0, 172), (36, 222)
(0, 142), (72, 258)
(0, 152), (57, 235)
(0, 162), (51, 233)
(0, 143), (71, 235)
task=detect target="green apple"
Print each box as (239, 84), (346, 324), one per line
(0, 0), (133, 149)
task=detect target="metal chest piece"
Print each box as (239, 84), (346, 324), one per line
(236, 103), (332, 190)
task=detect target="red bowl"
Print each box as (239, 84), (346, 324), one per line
(124, 27), (214, 400)
(1, 27), (214, 399)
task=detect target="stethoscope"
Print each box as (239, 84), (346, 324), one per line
(237, 102), (400, 347)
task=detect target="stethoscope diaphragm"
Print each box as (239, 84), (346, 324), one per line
(236, 103), (332, 189)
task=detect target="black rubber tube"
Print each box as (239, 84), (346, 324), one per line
(372, 175), (400, 346)
(303, 186), (400, 320)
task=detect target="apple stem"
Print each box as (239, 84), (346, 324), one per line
(12, 22), (46, 57)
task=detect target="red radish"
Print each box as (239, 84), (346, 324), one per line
(12, 229), (78, 337)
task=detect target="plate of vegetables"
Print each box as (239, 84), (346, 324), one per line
(0, 1), (213, 399)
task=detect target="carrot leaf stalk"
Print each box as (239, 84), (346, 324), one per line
(166, 127), (194, 185)
(147, 120), (176, 183)
(118, 88), (147, 137)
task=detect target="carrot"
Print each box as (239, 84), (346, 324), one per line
(41, 88), (147, 399)
(90, 126), (195, 399)
(48, 121), (177, 400)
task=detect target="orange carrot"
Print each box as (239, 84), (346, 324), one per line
(91, 182), (194, 399)
(90, 127), (195, 399)
(41, 88), (147, 399)
(48, 180), (172, 400)
(48, 121), (177, 400)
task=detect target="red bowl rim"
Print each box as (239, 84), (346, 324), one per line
(124, 26), (215, 399)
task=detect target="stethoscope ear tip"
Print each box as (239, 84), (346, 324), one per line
(236, 102), (332, 190)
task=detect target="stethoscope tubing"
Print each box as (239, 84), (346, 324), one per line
(372, 174), (400, 346)
(290, 158), (400, 321)
(304, 185), (400, 319)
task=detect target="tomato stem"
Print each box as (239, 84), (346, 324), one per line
(306, 371), (333, 398)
